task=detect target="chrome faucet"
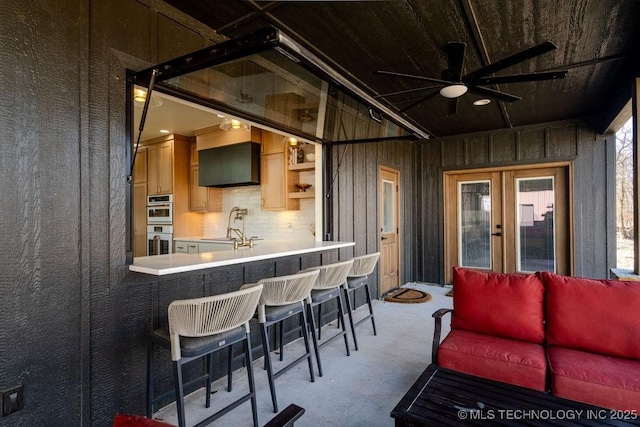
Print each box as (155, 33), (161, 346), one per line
(226, 207), (250, 247)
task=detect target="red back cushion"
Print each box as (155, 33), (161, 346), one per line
(540, 272), (640, 359)
(451, 267), (545, 344)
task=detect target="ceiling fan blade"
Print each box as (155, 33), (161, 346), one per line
(447, 98), (458, 116)
(398, 90), (439, 113)
(464, 41), (558, 82)
(374, 85), (444, 99)
(468, 85), (521, 104)
(475, 70), (567, 85)
(444, 42), (466, 82)
(376, 70), (455, 86)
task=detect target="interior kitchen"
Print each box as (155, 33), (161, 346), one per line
(133, 89), (322, 259)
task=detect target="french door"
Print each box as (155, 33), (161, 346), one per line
(444, 165), (572, 283)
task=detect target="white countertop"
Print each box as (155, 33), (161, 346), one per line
(129, 240), (355, 276)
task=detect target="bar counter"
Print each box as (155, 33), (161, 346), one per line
(130, 240), (355, 275)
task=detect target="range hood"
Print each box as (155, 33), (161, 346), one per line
(198, 142), (261, 187)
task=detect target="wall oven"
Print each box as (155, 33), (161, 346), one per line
(147, 194), (172, 224)
(147, 225), (173, 256)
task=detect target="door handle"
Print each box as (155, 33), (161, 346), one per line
(381, 236), (388, 240)
(491, 232), (502, 237)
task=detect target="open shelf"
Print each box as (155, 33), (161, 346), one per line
(288, 163), (315, 171)
(289, 191), (315, 199)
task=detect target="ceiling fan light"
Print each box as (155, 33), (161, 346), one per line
(439, 84), (468, 98)
(473, 99), (491, 106)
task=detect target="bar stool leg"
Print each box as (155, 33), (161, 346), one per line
(244, 334), (259, 427)
(173, 361), (186, 427)
(146, 341), (154, 418)
(205, 354), (213, 408)
(337, 293), (351, 356)
(260, 322), (279, 413)
(300, 309), (315, 382)
(307, 303), (323, 377)
(364, 283), (377, 335)
(317, 304), (323, 340)
(279, 320), (285, 362)
(343, 287), (359, 351)
(227, 344), (233, 392)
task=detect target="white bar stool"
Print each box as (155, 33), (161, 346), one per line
(146, 285), (263, 427)
(343, 252), (381, 350)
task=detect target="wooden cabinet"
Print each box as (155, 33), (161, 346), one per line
(189, 142), (222, 213)
(261, 130), (299, 210)
(133, 146), (147, 184)
(147, 140), (173, 195)
(141, 134), (203, 239)
(133, 181), (147, 257)
(132, 147), (148, 257)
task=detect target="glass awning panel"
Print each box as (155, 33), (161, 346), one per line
(132, 27), (429, 143)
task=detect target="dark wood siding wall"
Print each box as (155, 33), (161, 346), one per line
(330, 140), (418, 296)
(0, 1), (619, 426)
(417, 120), (616, 283)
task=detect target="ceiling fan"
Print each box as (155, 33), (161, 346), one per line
(376, 41), (568, 115)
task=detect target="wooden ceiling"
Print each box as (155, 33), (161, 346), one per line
(164, 0), (640, 138)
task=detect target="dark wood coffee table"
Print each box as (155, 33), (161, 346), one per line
(391, 365), (640, 426)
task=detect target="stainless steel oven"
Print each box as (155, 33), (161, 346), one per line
(147, 225), (173, 256)
(147, 194), (173, 224)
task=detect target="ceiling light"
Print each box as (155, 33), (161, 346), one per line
(133, 89), (147, 103)
(159, 129), (170, 134)
(132, 88), (163, 107)
(473, 99), (491, 106)
(216, 114), (225, 118)
(439, 84), (468, 99)
(219, 118), (249, 131)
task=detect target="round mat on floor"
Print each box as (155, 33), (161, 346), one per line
(384, 288), (432, 303)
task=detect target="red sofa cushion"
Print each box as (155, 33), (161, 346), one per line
(548, 347), (640, 411)
(540, 272), (640, 359)
(438, 329), (547, 391)
(451, 267), (545, 344)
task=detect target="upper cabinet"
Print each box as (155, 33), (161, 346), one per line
(189, 141), (222, 213)
(147, 140), (173, 195)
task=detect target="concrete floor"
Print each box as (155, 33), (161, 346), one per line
(153, 283), (453, 427)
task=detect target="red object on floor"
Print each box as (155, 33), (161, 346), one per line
(113, 414), (175, 427)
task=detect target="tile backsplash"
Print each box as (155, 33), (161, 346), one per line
(203, 185), (316, 242)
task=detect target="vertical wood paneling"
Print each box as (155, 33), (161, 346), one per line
(352, 143), (368, 256)
(490, 132), (517, 163)
(519, 129), (545, 160)
(466, 135), (489, 165)
(548, 125), (578, 158)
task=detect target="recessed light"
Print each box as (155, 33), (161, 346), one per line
(216, 114), (225, 118)
(473, 99), (491, 106)
(159, 129), (170, 134)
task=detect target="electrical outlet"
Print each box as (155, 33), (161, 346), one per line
(0, 385), (24, 417)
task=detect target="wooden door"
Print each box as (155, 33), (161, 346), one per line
(379, 166), (400, 294)
(444, 165), (572, 283)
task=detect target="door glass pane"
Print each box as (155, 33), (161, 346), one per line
(517, 177), (555, 272)
(459, 181), (491, 269)
(382, 179), (394, 233)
